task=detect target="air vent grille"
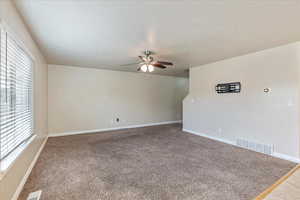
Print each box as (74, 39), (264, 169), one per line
(237, 139), (274, 155)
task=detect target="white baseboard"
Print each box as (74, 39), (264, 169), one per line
(49, 120), (182, 137)
(183, 128), (300, 164)
(273, 152), (300, 163)
(182, 129), (235, 146)
(11, 137), (48, 200)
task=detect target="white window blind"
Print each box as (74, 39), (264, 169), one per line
(0, 27), (34, 161)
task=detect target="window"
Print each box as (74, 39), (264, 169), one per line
(0, 26), (34, 166)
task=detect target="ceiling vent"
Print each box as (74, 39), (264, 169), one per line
(27, 190), (42, 200)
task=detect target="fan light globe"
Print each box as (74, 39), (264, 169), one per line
(141, 65), (147, 72)
(148, 65), (154, 72)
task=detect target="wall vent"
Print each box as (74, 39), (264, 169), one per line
(27, 190), (42, 200)
(236, 139), (274, 155)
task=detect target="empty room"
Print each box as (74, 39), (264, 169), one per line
(1, 0), (300, 200)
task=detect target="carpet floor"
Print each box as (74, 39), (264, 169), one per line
(18, 124), (296, 200)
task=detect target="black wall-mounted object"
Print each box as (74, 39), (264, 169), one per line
(215, 82), (241, 94)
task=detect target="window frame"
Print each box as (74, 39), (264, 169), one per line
(0, 20), (36, 179)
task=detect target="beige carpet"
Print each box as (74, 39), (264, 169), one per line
(18, 124), (296, 200)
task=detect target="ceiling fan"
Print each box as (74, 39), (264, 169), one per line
(122, 50), (173, 72)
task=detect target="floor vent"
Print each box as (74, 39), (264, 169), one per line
(236, 139), (274, 155)
(27, 190), (42, 200)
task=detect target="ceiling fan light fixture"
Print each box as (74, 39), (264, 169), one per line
(141, 64), (148, 72)
(148, 65), (154, 72)
(122, 51), (173, 72)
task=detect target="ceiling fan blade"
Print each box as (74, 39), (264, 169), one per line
(139, 56), (146, 62)
(157, 61), (173, 65)
(152, 63), (167, 69)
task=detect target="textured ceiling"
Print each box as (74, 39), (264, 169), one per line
(14, 0), (300, 77)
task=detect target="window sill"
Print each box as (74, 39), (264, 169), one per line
(0, 135), (36, 181)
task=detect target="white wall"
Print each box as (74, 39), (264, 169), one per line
(0, 1), (48, 200)
(183, 42), (300, 161)
(48, 65), (188, 135)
